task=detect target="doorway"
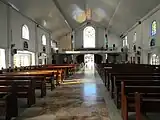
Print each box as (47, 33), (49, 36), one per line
(39, 53), (47, 65)
(14, 53), (31, 67)
(94, 54), (103, 64)
(84, 54), (94, 69)
(14, 51), (35, 67)
(0, 48), (6, 69)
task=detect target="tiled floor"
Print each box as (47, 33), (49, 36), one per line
(16, 68), (116, 120)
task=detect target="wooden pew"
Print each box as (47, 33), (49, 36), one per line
(30, 68), (65, 84)
(2, 64), (76, 80)
(45, 64), (76, 75)
(113, 75), (160, 108)
(36, 66), (71, 80)
(0, 76), (37, 107)
(104, 64), (159, 91)
(10, 69), (62, 86)
(1, 71), (54, 95)
(121, 80), (160, 120)
(1, 64), (77, 87)
(0, 83), (18, 120)
(97, 63), (160, 86)
(97, 63), (160, 120)
(110, 73), (160, 96)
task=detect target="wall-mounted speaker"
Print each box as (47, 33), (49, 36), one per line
(133, 45), (136, 52)
(138, 21), (141, 24)
(13, 49), (17, 54)
(106, 44), (108, 50)
(39, 53), (42, 57)
(43, 46), (46, 53)
(109, 48), (113, 51)
(120, 34), (123, 38)
(137, 51), (141, 55)
(121, 48), (124, 52)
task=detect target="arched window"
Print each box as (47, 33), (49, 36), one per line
(22, 25), (29, 40)
(123, 36), (128, 47)
(42, 35), (47, 46)
(151, 20), (157, 36)
(151, 54), (159, 65)
(133, 32), (136, 43)
(83, 26), (95, 48)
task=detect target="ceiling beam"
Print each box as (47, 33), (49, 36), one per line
(0, 0), (51, 34)
(52, 0), (73, 30)
(106, 0), (123, 32)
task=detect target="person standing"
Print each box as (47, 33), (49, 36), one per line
(63, 57), (68, 64)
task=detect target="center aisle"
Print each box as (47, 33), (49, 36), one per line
(17, 68), (114, 120)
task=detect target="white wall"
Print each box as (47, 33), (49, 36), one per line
(37, 27), (50, 53)
(74, 25), (121, 50)
(96, 27), (105, 48)
(37, 27), (51, 64)
(107, 33), (121, 51)
(0, 2), (8, 49)
(0, 3), (8, 68)
(127, 25), (142, 49)
(58, 33), (72, 51)
(10, 9), (36, 52)
(74, 25), (106, 48)
(75, 27), (83, 48)
(0, 2), (51, 67)
(125, 4), (160, 64)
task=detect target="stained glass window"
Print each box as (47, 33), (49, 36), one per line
(83, 26), (95, 48)
(22, 24), (29, 40)
(151, 21), (157, 36)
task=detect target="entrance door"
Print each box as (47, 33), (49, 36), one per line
(84, 54), (94, 69)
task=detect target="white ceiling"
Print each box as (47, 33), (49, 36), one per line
(55, 0), (160, 35)
(109, 0), (160, 35)
(3, 0), (160, 39)
(4, 0), (71, 40)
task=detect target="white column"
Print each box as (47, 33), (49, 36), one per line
(47, 33), (52, 64)
(7, 6), (12, 68)
(35, 24), (39, 65)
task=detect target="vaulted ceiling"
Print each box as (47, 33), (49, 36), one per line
(3, 0), (160, 40)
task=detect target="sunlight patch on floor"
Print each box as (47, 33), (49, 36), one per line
(62, 81), (83, 85)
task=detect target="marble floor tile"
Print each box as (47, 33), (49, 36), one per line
(16, 69), (111, 120)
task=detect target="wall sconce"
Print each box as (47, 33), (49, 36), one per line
(11, 44), (17, 56)
(11, 44), (15, 49)
(105, 34), (107, 38)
